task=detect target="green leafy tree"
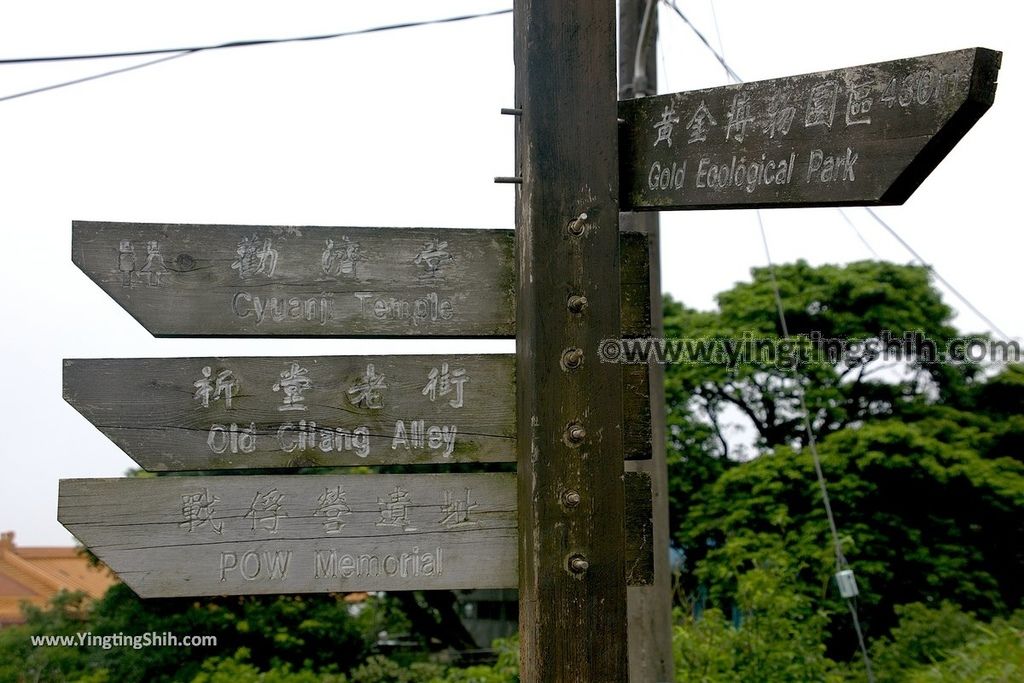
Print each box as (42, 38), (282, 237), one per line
(192, 648), (349, 683)
(0, 591), (94, 683)
(905, 615), (1024, 682)
(0, 585), (374, 683)
(663, 260), (1023, 659)
(681, 412), (1023, 653)
(673, 547), (844, 682)
(663, 261), (979, 459)
(662, 261), (986, 550)
(865, 602), (1024, 683)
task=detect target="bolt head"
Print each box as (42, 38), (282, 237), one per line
(568, 555), (589, 574)
(563, 490), (581, 507)
(567, 295), (588, 314)
(562, 348), (584, 369)
(567, 213), (589, 236)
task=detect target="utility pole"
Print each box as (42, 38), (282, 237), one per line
(514, 0), (628, 680)
(620, 1), (675, 680)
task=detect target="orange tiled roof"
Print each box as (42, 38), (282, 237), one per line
(0, 531), (117, 626)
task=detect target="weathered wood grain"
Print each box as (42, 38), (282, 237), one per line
(63, 355), (651, 469)
(619, 2), (676, 677)
(620, 48), (1001, 210)
(72, 222), (650, 338)
(624, 470), (654, 587)
(515, 0), (629, 679)
(58, 473), (652, 597)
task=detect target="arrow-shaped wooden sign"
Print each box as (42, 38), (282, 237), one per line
(64, 355), (651, 469)
(619, 48), (1000, 210)
(73, 222), (651, 338)
(58, 472), (653, 597)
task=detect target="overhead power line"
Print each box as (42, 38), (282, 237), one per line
(839, 209), (882, 260)
(757, 210), (877, 683)
(0, 8), (512, 104)
(0, 52), (193, 104)
(864, 208), (1012, 341)
(0, 8), (512, 65)
(661, 0), (740, 82)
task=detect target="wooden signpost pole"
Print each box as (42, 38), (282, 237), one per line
(514, 1), (628, 680)
(619, 1), (675, 680)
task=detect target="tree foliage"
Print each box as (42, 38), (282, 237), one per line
(664, 259), (1024, 666)
(673, 547), (844, 682)
(663, 260), (980, 459)
(0, 586), (371, 683)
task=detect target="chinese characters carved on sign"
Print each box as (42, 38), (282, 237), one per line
(422, 363), (468, 409)
(194, 367), (238, 409)
(232, 235), (278, 279)
(647, 66), (962, 151)
(117, 240), (168, 288)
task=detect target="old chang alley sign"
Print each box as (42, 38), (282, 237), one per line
(63, 355), (652, 470)
(619, 48), (1000, 210)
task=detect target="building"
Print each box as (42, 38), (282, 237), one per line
(455, 589), (518, 650)
(0, 531), (117, 626)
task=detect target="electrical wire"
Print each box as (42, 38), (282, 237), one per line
(0, 8), (512, 64)
(699, 0), (877, 674)
(661, 0), (740, 82)
(706, 0), (729, 82)
(0, 51), (194, 103)
(757, 211), (876, 683)
(839, 209), (883, 260)
(677, 0), (881, 263)
(685, 0), (878, 674)
(756, 212), (846, 569)
(864, 208), (1012, 341)
(0, 8), (512, 103)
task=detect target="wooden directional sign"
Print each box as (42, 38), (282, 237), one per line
(63, 355), (651, 469)
(620, 48), (1001, 210)
(73, 221), (651, 338)
(58, 472), (653, 597)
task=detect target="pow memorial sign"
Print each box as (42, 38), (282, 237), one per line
(58, 473), (653, 598)
(620, 48), (1001, 210)
(73, 221), (652, 338)
(63, 355), (652, 470)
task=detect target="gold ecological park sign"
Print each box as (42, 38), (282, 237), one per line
(620, 48), (999, 210)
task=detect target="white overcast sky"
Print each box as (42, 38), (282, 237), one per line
(2, 1), (1020, 544)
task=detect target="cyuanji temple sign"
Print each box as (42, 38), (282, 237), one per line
(72, 221), (652, 338)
